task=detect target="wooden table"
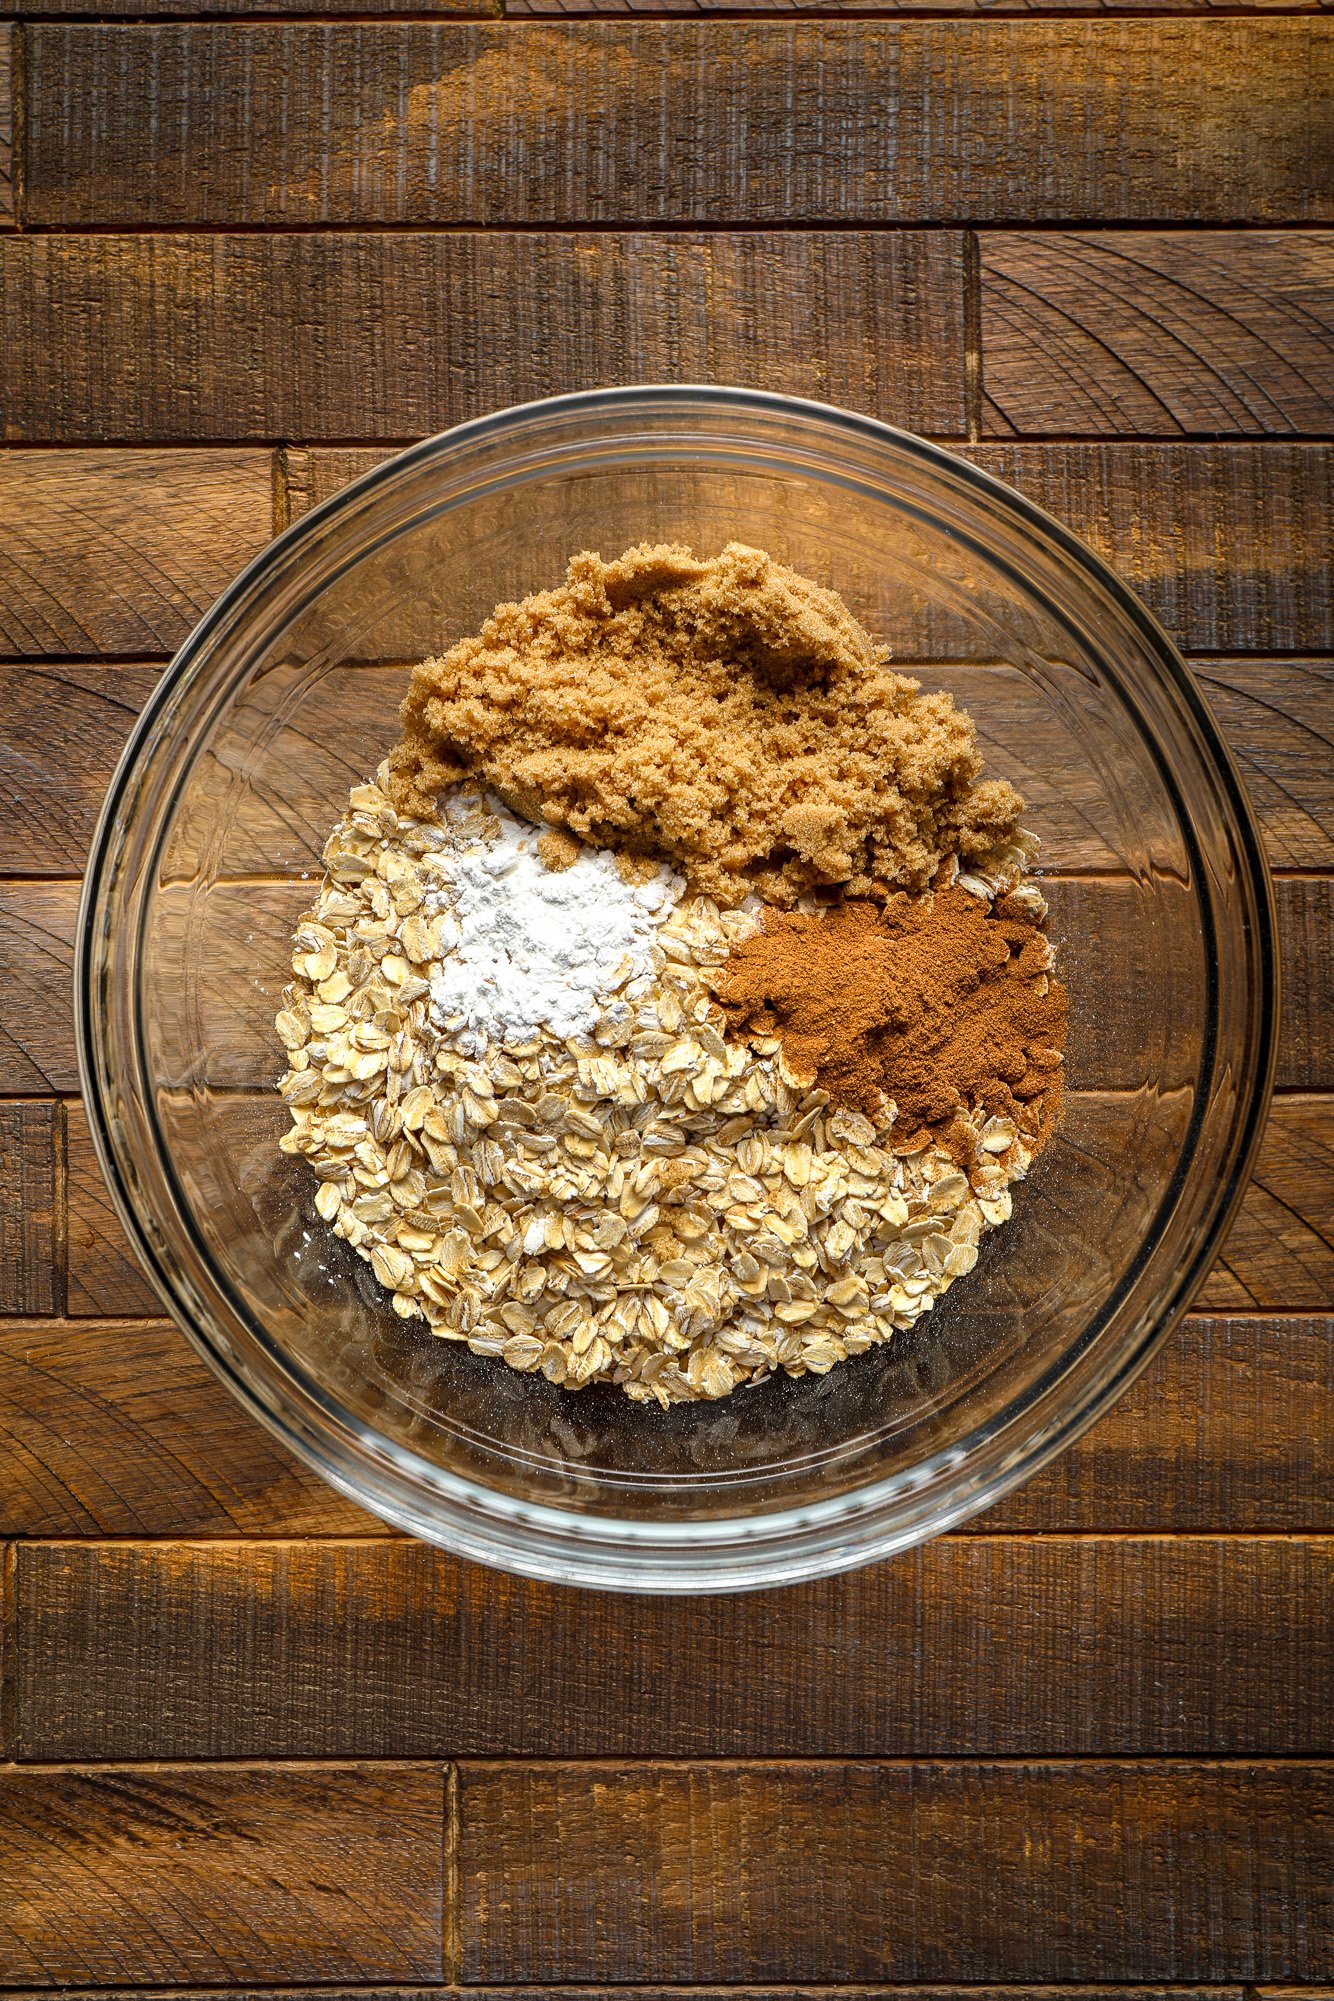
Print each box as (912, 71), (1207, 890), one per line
(1, 3), (1331, 1983)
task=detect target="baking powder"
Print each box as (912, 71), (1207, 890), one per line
(426, 792), (681, 1052)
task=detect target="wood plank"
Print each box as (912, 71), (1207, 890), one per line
(291, 443), (1334, 654)
(0, 1104), (57, 1317)
(0, 1992), (1257, 2001)
(0, 1319), (377, 1535)
(1040, 876), (1331, 1092)
(456, 1761), (1333, 1981)
(0, 232), (966, 444)
(0, 28), (12, 226)
(954, 662), (1316, 866)
(12, 658), (1322, 883)
(1191, 660), (1334, 868)
(284, 447), (391, 522)
(0, 667), (162, 875)
(1280, 879), (1334, 1090)
(1, 1312), (1327, 1537)
(13, 1537), (1333, 1761)
(964, 444), (1334, 653)
(516, 0), (1334, 10)
(1197, 1096), (1334, 1312)
(35, 1096), (1334, 1350)
(65, 1101), (163, 1319)
(24, 23), (1333, 228)
(0, 451), (274, 659)
(5, 0), (496, 12)
(4, 664), (1329, 882)
(0, 1765), (444, 1983)
(983, 1312), (1334, 1533)
(0, 882), (78, 1092)
(980, 232), (1334, 437)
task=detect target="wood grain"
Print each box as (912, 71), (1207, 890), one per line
(1280, 879), (1334, 1088)
(0, 451), (274, 659)
(13, 1536), (1332, 1761)
(964, 443), (1334, 652)
(0, 232), (967, 444)
(0, 1765), (445, 1983)
(980, 232), (1334, 436)
(1, 1312), (1326, 1538)
(289, 443), (1334, 654)
(984, 1313), (1334, 1532)
(0, 1992), (1258, 2001)
(516, 0), (1334, 11)
(0, 668), (162, 875)
(24, 23), (1333, 228)
(5, 0), (496, 13)
(0, 883), (78, 1092)
(0, 1104), (57, 1317)
(1192, 660), (1334, 867)
(0, 30), (11, 225)
(1197, 1096), (1334, 1311)
(0, 1319), (377, 1535)
(456, 1761), (1334, 1981)
(65, 1101), (163, 1319)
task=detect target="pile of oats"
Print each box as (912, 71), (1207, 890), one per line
(276, 769), (1038, 1406)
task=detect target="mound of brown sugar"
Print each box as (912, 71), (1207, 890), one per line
(715, 885), (1068, 1164)
(389, 542), (1023, 907)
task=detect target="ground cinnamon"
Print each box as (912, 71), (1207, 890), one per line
(716, 885), (1068, 1165)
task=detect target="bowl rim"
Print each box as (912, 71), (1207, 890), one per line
(75, 383), (1279, 1591)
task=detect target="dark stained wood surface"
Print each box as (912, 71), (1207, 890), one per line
(24, 24), (1334, 228)
(13, 1535), (1333, 1759)
(0, 1104), (57, 1316)
(0, 1765), (445, 1982)
(0, 1992), (1276, 2001)
(0, 667), (163, 875)
(0, 233), (968, 444)
(0, 28), (11, 223)
(1, 0), (1331, 1986)
(65, 1065), (1329, 1319)
(0, 452), (274, 658)
(979, 232), (1334, 437)
(455, 1762), (1334, 1982)
(1191, 660), (1334, 867)
(3, 652), (1331, 875)
(62, 872), (1317, 1096)
(964, 443), (1334, 652)
(1195, 1097), (1334, 1311)
(64, 1101), (161, 1318)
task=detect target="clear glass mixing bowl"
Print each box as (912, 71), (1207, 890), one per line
(76, 387), (1277, 1591)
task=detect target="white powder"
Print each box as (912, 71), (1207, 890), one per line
(426, 792), (681, 1053)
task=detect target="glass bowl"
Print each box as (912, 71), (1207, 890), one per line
(76, 387), (1277, 1592)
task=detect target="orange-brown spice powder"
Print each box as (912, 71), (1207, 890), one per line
(716, 886), (1068, 1166)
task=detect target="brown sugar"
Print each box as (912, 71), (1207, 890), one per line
(389, 542), (1023, 907)
(715, 885), (1068, 1164)
(535, 827), (581, 872)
